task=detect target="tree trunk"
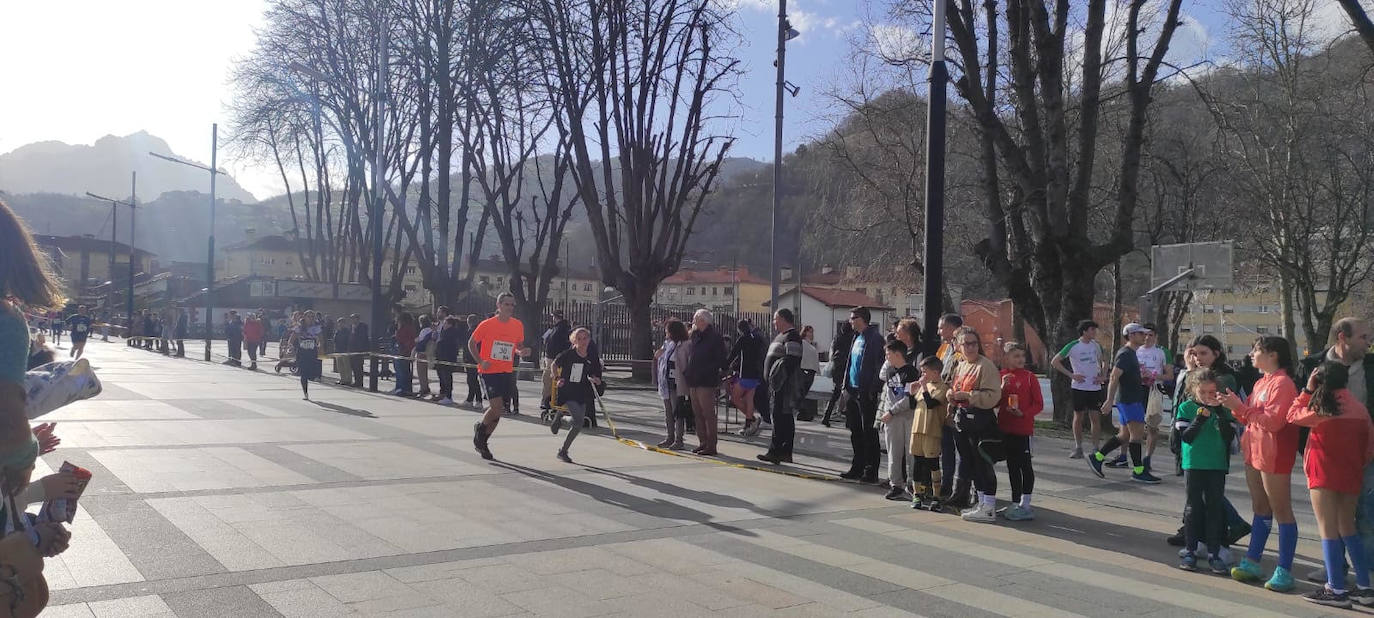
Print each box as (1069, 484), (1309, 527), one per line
(1281, 270), (1299, 354)
(626, 291), (654, 382)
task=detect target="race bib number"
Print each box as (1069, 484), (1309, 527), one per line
(75, 324), (87, 333)
(300, 339), (317, 350)
(569, 363), (585, 383)
(491, 341), (514, 362)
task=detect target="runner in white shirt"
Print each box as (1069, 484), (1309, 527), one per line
(1051, 320), (1108, 458)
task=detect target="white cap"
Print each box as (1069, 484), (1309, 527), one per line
(1122, 323), (1148, 336)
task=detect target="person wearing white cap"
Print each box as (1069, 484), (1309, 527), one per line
(1086, 323), (1161, 483)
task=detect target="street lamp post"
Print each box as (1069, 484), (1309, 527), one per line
(368, 8), (390, 392)
(84, 170), (137, 321)
(770, 1), (800, 319)
(151, 125), (219, 361)
(920, 0), (949, 358)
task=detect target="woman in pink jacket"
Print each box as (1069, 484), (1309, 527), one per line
(1219, 336), (1299, 592)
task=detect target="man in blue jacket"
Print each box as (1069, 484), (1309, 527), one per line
(842, 307), (887, 483)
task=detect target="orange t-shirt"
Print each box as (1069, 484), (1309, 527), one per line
(470, 316), (525, 374)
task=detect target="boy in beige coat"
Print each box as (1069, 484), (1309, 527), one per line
(909, 356), (950, 511)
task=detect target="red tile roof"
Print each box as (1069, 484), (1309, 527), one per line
(772, 286), (893, 310)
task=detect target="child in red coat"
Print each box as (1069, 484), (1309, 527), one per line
(1288, 362), (1374, 609)
(998, 342), (1044, 521)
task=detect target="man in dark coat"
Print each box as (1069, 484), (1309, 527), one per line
(842, 307), (886, 483)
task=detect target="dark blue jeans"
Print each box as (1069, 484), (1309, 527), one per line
(393, 359), (413, 394)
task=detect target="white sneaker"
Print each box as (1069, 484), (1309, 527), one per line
(437, 398), (454, 405)
(962, 502), (996, 523)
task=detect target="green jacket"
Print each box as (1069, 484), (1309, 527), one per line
(1175, 400), (1234, 472)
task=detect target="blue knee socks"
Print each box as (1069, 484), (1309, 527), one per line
(1246, 515), (1273, 563)
(1346, 535), (1371, 589)
(1325, 538), (1348, 592)
(1277, 523), (1298, 570)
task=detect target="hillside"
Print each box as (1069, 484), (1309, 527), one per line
(0, 132), (257, 204)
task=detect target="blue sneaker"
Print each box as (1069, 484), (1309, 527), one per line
(1231, 558), (1263, 583)
(1131, 470), (1162, 484)
(1179, 552), (1197, 571)
(1264, 566), (1295, 592)
(1105, 454), (1130, 468)
(1208, 554), (1229, 575)
(1087, 452), (1106, 479)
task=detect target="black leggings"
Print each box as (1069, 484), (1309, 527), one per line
(909, 455), (941, 496)
(1184, 468), (1227, 555)
(438, 367), (454, 398)
(300, 375), (310, 397)
(954, 411), (998, 497)
(1003, 434), (1034, 502)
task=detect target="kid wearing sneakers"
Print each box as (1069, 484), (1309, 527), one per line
(1287, 362), (1374, 609)
(998, 342), (1043, 521)
(879, 340), (920, 501)
(1174, 369), (1237, 574)
(909, 356), (949, 511)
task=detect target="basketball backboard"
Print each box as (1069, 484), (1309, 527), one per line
(1150, 241), (1234, 292)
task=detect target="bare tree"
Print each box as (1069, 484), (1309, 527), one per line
(531, 0), (741, 372)
(1336, 0), (1374, 54)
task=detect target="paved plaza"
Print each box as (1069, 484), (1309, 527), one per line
(35, 339), (1347, 616)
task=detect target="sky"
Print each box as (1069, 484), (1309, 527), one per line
(0, 0), (1357, 202)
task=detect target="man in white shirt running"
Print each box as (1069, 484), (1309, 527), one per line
(1051, 320), (1108, 459)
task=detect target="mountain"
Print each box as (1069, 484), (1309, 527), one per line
(0, 132), (257, 204)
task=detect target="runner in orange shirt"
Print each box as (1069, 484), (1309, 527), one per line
(469, 293), (532, 459)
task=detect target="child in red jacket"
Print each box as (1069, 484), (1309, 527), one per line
(1288, 362), (1374, 609)
(998, 342), (1044, 521)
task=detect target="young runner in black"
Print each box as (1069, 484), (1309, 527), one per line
(550, 328), (603, 462)
(65, 305), (92, 359)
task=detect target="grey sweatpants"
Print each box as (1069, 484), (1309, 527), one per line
(884, 411), (913, 486)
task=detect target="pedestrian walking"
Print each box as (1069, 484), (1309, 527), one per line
(243, 313), (265, 370)
(1085, 324), (1161, 484)
(292, 312), (324, 400)
(224, 311), (244, 366)
(64, 305), (91, 360)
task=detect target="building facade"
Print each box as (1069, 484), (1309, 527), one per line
(655, 267), (769, 313)
(34, 234), (156, 301)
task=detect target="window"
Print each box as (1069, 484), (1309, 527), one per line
(1222, 305), (1235, 313)
(1202, 305), (1215, 313)
(723, 287), (733, 297)
(404, 284), (417, 293)
(560, 281), (566, 288)
(1259, 305), (1272, 313)
(700, 287), (706, 295)
(285, 258), (293, 265)
(406, 266), (417, 275)
(1257, 326), (1269, 334)
(856, 287), (867, 295)
(686, 288), (695, 296)
(667, 286), (678, 294)
(479, 276), (490, 285)
(712, 287), (718, 296)
(583, 284), (592, 292)
(1180, 325), (1192, 332)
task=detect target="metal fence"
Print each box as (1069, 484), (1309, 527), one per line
(442, 295), (770, 361)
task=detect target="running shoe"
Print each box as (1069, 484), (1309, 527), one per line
(1003, 505), (1035, 521)
(884, 486), (906, 501)
(1086, 452), (1106, 478)
(550, 414), (563, 435)
(961, 502), (995, 523)
(1178, 552), (1197, 571)
(1131, 471), (1162, 484)
(911, 494), (925, 510)
(1350, 586), (1374, 606)
(473, 422), (493, 460)
(1304, 585), (1353, 609)
(1166, 530), (1185, 547)
(1264, 566), (1295, 592)
(1208, 555), (1229, 575)
(1105, 454), (1130, 468)
(1068, 447), (1084, 459)
(926, 497), (943, 513)
(1231, 558), (1263, 583)
(556, 450), (572, 463)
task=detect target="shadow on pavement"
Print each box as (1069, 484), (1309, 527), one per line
(311, 401), (377, 418)
(487, 460), (758, 535)
(579, 464), (815, 519)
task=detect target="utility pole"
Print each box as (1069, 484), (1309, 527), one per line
(128, 172), (136, 322)
(920, 0), (949, 358)
(84, 172), (137, 320)
(769, 0), (795, 318)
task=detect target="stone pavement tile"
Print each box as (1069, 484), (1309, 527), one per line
(687, 571), (812, 610)
(310, 571), (414, 604)
(458, 563), (550, 595)
(598, 592), (715, 617)
(405, 578), (527, 617)
(348, 592), (446, 615)
(85, 594), (176, 618)
(90, 447), (312, 493)
(626, 572), (754, 611)
(866, 588), (1001, 618)
(43, 400), (197, 421)
(146, 496), (285, 571)
(88, 497), (227, 580)
(504, 545), (655, 577)
(51, 503), (144, 589)
(500, 584), (617, 618)
(603, 536), (736, 575)
(162, 585), (285, 617)
(252, 582), (356, 617)
(59, 418), (373, 448)
(383, 557), (509, 583)
(544, 568), (645, 601)
(281, 441), (488, 481)
(40, 604), (96, 618)
(238, 444), (366, 483)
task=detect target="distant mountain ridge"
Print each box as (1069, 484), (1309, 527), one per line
(0, 131), (257, 203)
